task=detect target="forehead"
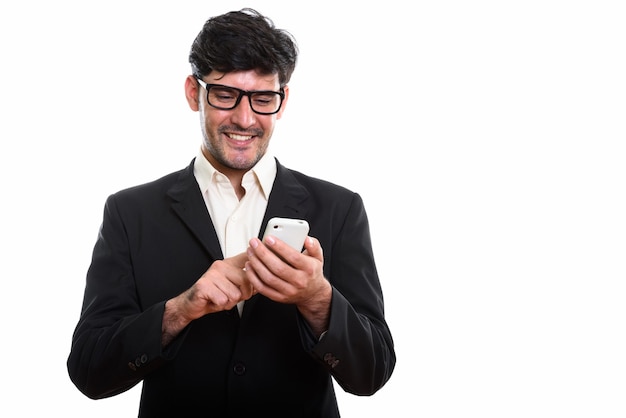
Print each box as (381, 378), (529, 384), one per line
(207, 70), (280, 90)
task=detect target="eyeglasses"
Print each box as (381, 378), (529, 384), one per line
(196, 78), (285, 115)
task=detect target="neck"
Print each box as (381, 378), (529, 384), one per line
(201, 148), (247, 200)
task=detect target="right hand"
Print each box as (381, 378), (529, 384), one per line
(162, 252), (252, 344)
(180, 252), (253, 319)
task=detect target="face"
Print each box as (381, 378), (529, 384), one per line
(185, 70), (289, 176)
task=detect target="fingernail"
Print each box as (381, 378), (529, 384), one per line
(265, 235), (275, 245)
(250, 238), (259, 248)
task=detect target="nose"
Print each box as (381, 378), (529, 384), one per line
(230, 96), (257, 128)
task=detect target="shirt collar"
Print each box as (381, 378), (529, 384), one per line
(193, 148), (277, 199)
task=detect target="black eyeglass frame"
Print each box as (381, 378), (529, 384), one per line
(196, 78), (285, 115)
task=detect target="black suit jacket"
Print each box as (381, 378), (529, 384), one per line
(67, 158), (395, 417)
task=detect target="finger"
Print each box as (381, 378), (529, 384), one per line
(262, 235), (306, 269)
(224, 251), (248, 270)
(247, 239), (283, 278)
(222, 268), (255, 302)
(190, 280), (234, 313)
(245, 262), (285, 301)
(237, 274), (255, 300)
(199, 262), (251, 308)
(246, 246), (296, 298)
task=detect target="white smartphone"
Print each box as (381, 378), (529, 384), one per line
(262, 217), (310, 251)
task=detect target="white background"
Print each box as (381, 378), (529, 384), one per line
(1, 1), (625, 417)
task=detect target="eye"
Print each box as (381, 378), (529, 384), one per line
(252, 93), (278, 107)
(210, 87), (238, 102)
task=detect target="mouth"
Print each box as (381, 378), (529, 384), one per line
(226, 133), (254, 142)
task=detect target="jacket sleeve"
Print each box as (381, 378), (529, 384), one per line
(66, 193), (172, 399)
(305, 192), (396, 395)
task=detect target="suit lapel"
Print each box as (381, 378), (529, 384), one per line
(259, 160), (311, 238)
(164, 158), (309, 259)
(167, 160), (224, 260)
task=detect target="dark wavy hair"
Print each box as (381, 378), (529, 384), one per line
(189, 8), (298, 87)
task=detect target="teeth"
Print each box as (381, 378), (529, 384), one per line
(228, 133), (252, 141)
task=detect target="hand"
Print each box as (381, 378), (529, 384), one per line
(162, 252), (253, 345)
(181, 251), (254, 317)
(245, 235), (332, 337)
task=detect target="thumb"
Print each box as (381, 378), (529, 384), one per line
(302, 236), (323, 261)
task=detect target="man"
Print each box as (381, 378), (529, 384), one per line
(67, 8), (395, 417)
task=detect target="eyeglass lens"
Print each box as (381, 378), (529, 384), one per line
(208, 85), (282, 114)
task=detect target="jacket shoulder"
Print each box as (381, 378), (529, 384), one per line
(109, 161), (193, 203)
(278, 162), (355, 197)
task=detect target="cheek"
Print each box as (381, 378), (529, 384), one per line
(201, 109), (223, 131)
(260, 119), (277, 137)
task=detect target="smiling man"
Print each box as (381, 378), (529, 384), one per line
(67, 8), (395, 418)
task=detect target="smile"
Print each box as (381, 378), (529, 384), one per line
(227, 133), (253, 141)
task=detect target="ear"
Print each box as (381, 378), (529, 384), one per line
(184, 75), (200, 111)
(276, 85), (289, 120)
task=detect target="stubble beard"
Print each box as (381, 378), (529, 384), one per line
(203, 129), (267, 172)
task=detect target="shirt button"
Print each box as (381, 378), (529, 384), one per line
(233, 362), (246, 376)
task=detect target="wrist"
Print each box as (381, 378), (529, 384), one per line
(298, 281), (332, 337)
(162, 297), (191, 346)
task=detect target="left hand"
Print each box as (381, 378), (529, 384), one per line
(245, 235), (332, 335)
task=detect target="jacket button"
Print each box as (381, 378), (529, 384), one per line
(233, 362), (246, 375)
(323, 353), (340, 368)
